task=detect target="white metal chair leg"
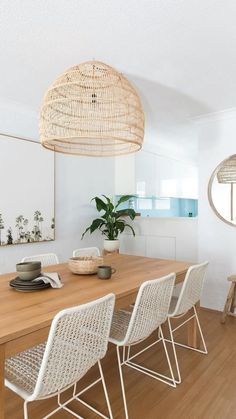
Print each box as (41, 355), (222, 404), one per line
(123, 346), (131, 362)
(98, 360), (114, 419)
(57, 391), (84, 419)
(116, 346), (129, 419)
(24, 401), (29, 419)
(167, 318), (181, 384)
(165, 306), (208, 386)
(127, 345), (131, 360)
(120, 327), (176, 388)
(193, 305), (208, 354)
(159, 326), (176, 387)
(124, 333), (176, 387)
(39, 361), (112, 419)
(122, 346), (126, 363)
(166, 308), (208, 354)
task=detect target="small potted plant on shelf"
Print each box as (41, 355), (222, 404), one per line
(82, 195), (136, 252)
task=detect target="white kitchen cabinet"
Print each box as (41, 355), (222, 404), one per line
(135, 150), (198, 199)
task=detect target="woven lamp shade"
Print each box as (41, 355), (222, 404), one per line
(217, 155), (236, 183)
(39, 61), (145, 156)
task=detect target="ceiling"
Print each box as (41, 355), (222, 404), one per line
(0, 0), (236, 152)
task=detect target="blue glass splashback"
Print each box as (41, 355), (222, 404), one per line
(115, 196), (198, 218)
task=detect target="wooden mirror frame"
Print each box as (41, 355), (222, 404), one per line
(208, 154), (236, 227)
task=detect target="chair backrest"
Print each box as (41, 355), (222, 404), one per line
(123, 273), (175, 346)
(171, 261), (208, 316)
(32, 293), (115, 399)
(73, 247), (100, 257)
(21, 253), (59, 267)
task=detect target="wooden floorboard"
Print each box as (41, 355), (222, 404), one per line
(5, 309), (236, 419)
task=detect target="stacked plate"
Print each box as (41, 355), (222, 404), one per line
(9, 277), (51, 292)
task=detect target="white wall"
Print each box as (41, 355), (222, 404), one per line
(0, 100), (115, 272)
(115, 154), (135, 195)
(197, 109), (236, 310)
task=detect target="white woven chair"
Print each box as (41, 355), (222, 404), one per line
(5, 293), (115, 419)
(21, 253), (59, 267)
(109, 273), (176, 419)
(166, 261), (209, 384)
(73, 247), (101, 257)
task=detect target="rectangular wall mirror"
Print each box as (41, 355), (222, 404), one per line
(0, 135), (55, 246)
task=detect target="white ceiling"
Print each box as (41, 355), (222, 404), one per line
(0, 0), (236, 152)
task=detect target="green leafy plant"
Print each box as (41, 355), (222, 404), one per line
(82, 195), (136, 240)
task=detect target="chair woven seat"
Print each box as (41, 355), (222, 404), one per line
(5, 343), (46, 397)
(109, 310), (132, 344)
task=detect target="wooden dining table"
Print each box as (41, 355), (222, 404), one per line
(0, 253), (194, 418)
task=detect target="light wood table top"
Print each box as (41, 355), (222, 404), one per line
(0, 253), (192, 419)
(0, 253), (191, 345)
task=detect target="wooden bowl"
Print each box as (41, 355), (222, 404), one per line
(68, 256), (104, 275)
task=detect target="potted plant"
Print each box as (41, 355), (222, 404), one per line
(82, 195), (136, 252)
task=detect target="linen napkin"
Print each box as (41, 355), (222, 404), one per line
(33, 272), (63, 288)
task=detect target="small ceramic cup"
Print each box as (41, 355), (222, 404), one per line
(97, 265), (116, 280)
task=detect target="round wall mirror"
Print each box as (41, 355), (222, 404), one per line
(208, 155), (236, 226)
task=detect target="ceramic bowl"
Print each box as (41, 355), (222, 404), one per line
(16, 262), (41, 281)
(16, 261), (41, 271)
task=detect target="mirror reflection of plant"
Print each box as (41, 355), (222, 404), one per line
(32, 211), (44, 241)
(23, 218), (28, 228)
(34, 211), (43, 228)
(23, 218), (29, 240)
(1, 210), (52, 245)
(32, 225), (42, 241)
(15, 215), (31, 242)
(6, 227), (13, 245)
(0, 213), (4, 245)
(15, 215), (24, 242)
(82, 195), (136, 240)
(25, 231), (31, 243)
(39, 216), (44, 232)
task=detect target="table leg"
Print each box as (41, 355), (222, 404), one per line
(230, 283), (236, 313)
(0, 344), (5, 419)
(187, 302), (200, 348)
(221, 282), (235, 324)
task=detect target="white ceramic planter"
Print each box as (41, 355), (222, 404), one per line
(103, 239), (120, 253)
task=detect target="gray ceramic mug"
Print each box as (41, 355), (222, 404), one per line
(97, 265), (116, 279)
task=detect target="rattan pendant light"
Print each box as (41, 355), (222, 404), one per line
(217, 155), (236, 184)
(39, 61), (145, 156)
